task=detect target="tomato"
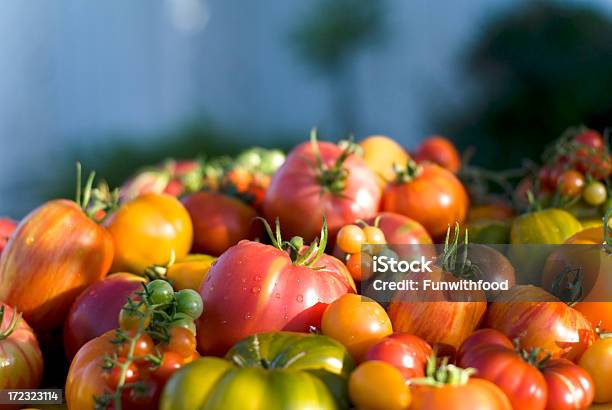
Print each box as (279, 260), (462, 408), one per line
(117, 331), (155, 359)
(121, 168), (172, 202)
(165, 327), (197, 358)
(579, 337), (612, 403)
(413, 135), (461, 173)
(541, 358), (594, 410)
(365, 333), (432, 380)
(583, 181), (608, 206)
(346, 252), (374, 282)
(105, 358), (140, 389)
(382, 162), (469, 240)
(363, 226), (386, 244)
(359, 135), (410, 188)
(575, 129), (604, 150)
(64, 273), (147, 359)
(0, 200), (114, 331)
(119, 302), (151, 331)
(165, 254), (216, 291)
(388, 268), (487, 355)
(558, 170), (585, 197)
(262, 137), (381, 243)
(336, 224), (366, 254)
(0, 217), (16, 255)
(182, 191), (262, 256)
(197, 234), (355, 355)
(467, 203), (514, 223)
(467, 219), (511, 244)
(160, 332), (355, 410)
(152, 351), (184, 383)
(457, 329), (547, 410)
(321, 294), (393, 362)
(105, 193), (193, 274)
(565, 226), (602, 245)
(485, 285), (594, 361)
(0, 304), (43, 394)
(175, 289), (204, 319)
(575, 148), (612, 180)
(349, 360), (411, 410)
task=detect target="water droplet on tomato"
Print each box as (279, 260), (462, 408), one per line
(244, 313), (252, 320)
(251, 286), (261, 294)
(255, 275), (262, 282)
(26, 236), (34, 245)
(275, 293), (281, 299)
(296, 295), (303, 303)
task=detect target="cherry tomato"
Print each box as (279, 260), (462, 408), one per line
(171, 313), (196, 334)
(152, 351), (184, 383)
(336, 224), (366, 254)
(349, 360), (411, 410)
(116, 332), (155, 360)
(321, 294), (393, 362)
(165, 326), (197, 358)
(118, 303), (151, 331)
(105, 358), (139, 390)
(579, 337), (612, 403)
(147, 280), (174, 305)
(175, 289), (203, 319)
(583, 181), (608, 206)
(365, 333), (432, 380)
(346, 252), (374, 282)
(575, 129), (604, 150)
(363, 226), (386, 244)
(558, 169), (585, 197)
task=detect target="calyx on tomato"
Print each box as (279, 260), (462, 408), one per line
(412, 355), (475, 387)
(310, 129), (357, 195)
(392, 159), (423, 184)
(0, 305), (21, 340)
(75, 162), (120, 222)
(258, 216), (328, 268)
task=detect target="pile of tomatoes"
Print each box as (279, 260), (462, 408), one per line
(0, 128), (611, 410)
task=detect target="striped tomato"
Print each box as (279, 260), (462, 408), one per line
(0, 303), (43, 392)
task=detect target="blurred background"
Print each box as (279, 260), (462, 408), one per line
(1, 0), (612, 217)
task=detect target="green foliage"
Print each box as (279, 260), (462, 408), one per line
(437, 1), (612, 169)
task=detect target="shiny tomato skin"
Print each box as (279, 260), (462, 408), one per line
(182, 191), (261, 256)
(63, 273), (146, 359)
(485, 286), (594, 362)
(414, 135), (461, 173)
(382, 163), (469, 240)
(0, 200), (114, 331)
(197, 240), (356, 355)
(575, 129), (604, 149)
(364, 333), (432, 380)
(410, 378), (512, 410)
(349, 360), (411, 410)
(458, 331), (547, 410)
(579, 338), (612, 403)
(542, 358), (594, 410)
(105, 193), (193, 274)
(0, 217), (17, 255)
(0, 303), (43, 393)
(262, 140), (381, 243)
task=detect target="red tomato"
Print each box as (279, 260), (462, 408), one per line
(105, 358), (140, 390)
(197, 240), (356, 355)
(365, 333), (432, 380)
(64, 273), (146, 359)
(164, 326), (197, 358)
(0, 303), (43, 392)
(382, 163), (469, 240)
(485, 285), (594, 362)
(574, 148), (612, 180)
(458, 329), (547, 410)
(262, 139), (381, 243)
(410, 378), (511, 410)
(367, 212), (436, 262)
(541, 358), (594, 410)
(0, 217), (16, 255)
(413, 135), (461, 173)
(574, 129), (604, 150)
(557, 170), (585, 197)
(0, 200), (114, 331)
(182, 191), (262, 256)
(152, 351), (184, 383)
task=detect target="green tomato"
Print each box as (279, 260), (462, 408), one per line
(175, 289), (204, 319)
(172, 312), (197, 334)
(582, 181), (607, 206)
(147, 280), (174, 305)
(259, 150), (285, 174)
(160, 332), (355, 410)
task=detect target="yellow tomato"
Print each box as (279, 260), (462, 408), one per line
(322, 294), (393, 362)
(349, 360), (411, 410)
(167, 254), (217, 291)
(105, 193), (193, 274)
(359, 135), (410, 188)
(579, 338), (612, 403)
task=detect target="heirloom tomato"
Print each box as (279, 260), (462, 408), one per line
(0, 304), (43, 394)
(485, 285), (594, 361)
(165, 254), (216, 291)
(161, 332), (355, 410)
(197, 220), (355, 355)
(182, 191), (261, 256)
(64, 273), (146, 359)
(104, 193), (193, 274)
(359, 135), (410, 188)
(0, 217), (16, 255)
(579, 337), (612, 403)
(467, 203), (514, 223)
(365, 333), (432, 380)
(349, 360), (411, 410)
(382, 161), (469, 240)
(0, 197), (114, 330)
(262, 132), (381, 242)
(321, 294), (393, 362)
(413, 135), (461, 173)
(541, 358), (594, 410)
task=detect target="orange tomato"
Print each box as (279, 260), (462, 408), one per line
(105, 193), (193, 274)
(349, 360), (411, 410)
(0, 200), (114, 330)
(565, 226), (603, 245)
(413, 135), (461, 173)
(321, 294), (393, 362)
(166, 254), (217, 291)
(359, 135), (410, 188)
(410, 378), (512, 410)
(579, 337), (612, 403)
